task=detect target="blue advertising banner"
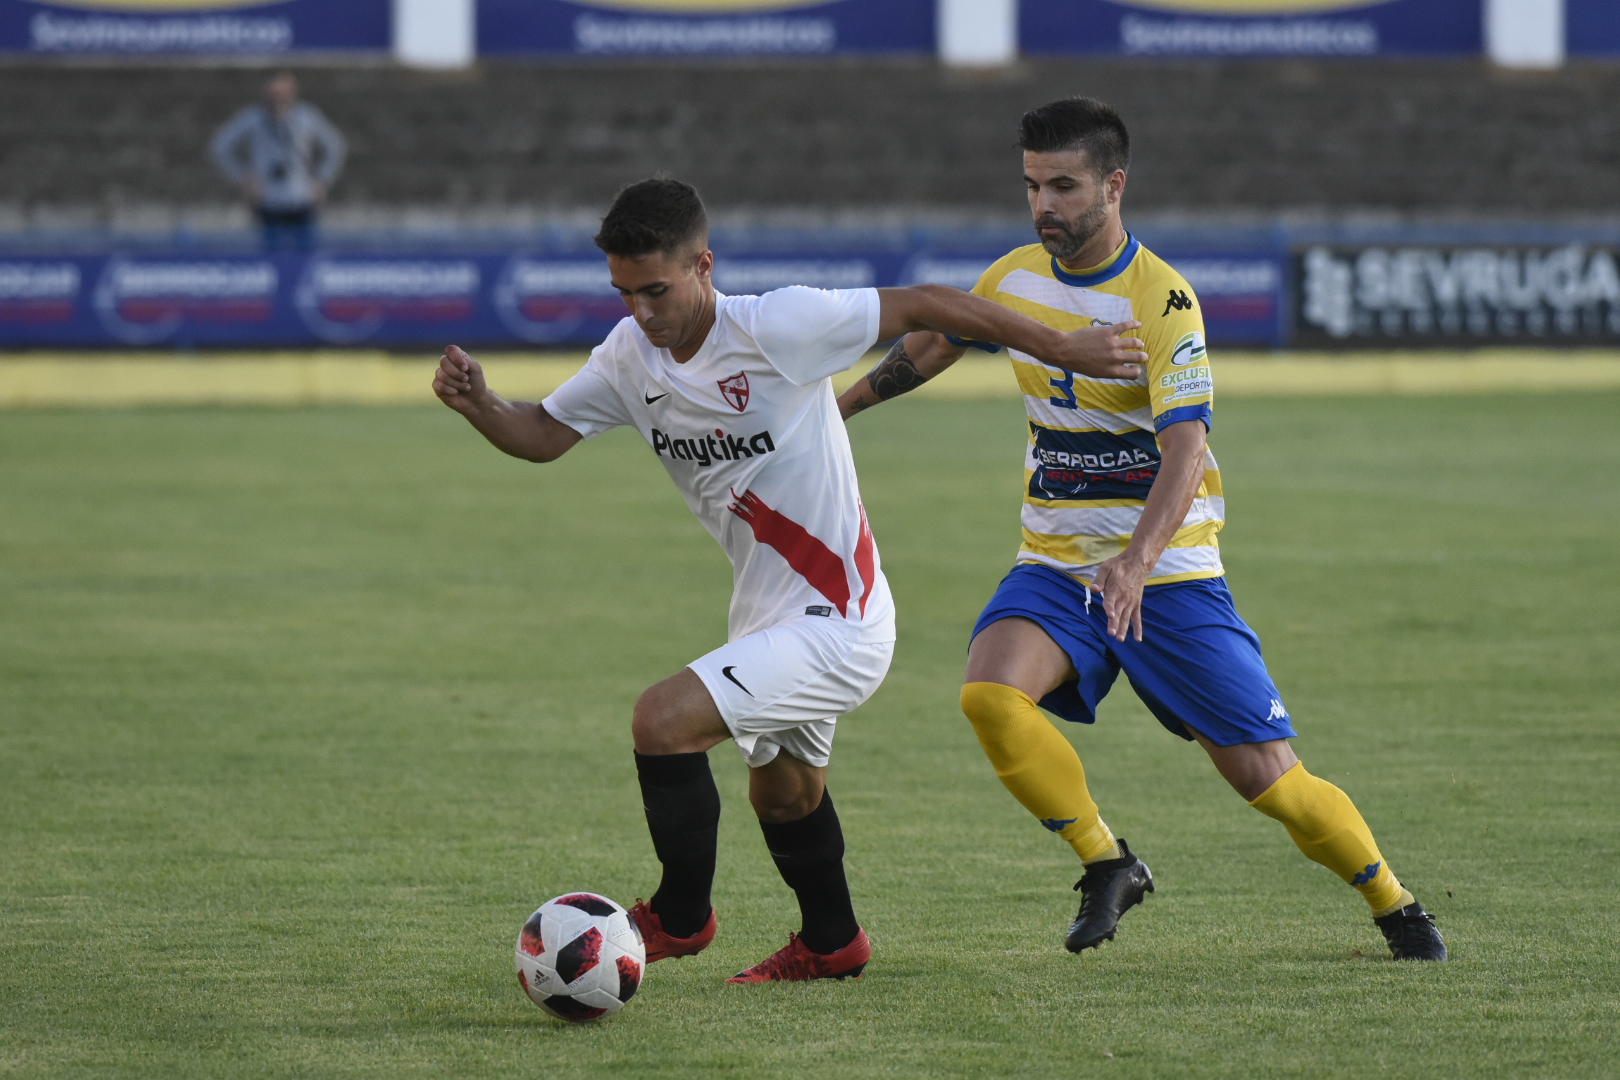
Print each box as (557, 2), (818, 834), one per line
(0, 254), (497, 348)
(1567, 0), (1620, 57)
(0, 0), (389, 55)
(1019, 0), (1480, 57)
(478, 0), (933, 56)
(0, 245), (1287, 349)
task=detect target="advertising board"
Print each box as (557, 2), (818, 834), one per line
(1295, 245), (1620, 346)
(0, 253), (496, 348)
(1566, 0), (1620, 58)
(0, 0), (389, 54)
(0, 244), (1287, 348)
(477, 0), (933, 56)
(1019, 0), (1480, 57)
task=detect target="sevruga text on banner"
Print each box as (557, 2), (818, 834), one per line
(1299, 245), (1620, 344)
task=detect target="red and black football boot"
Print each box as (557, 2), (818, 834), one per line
(628, 900), (717, 963)
(726, 928), (870, 983)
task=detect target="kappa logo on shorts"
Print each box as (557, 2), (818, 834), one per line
(1352, 861), (1383, 886)
(717, 372), (750, 412)
(1266, 699), (1289, 721)
(1039, 817), (1078, 833)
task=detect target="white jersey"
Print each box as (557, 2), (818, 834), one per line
(543, 286), (895, 645)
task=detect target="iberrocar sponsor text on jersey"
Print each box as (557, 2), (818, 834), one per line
(652, 427), (777, 467)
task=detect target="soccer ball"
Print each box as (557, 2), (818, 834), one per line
(515, 892), (645, 1022)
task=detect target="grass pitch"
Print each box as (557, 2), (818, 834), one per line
(2, 391), (1617, 1078)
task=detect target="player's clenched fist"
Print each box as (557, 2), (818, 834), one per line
(433, 344), (487, 413)
(1051, 319), (1147, 380)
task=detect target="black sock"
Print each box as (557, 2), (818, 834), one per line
(759, 789), (859, 955)
(635, 750), (720, 939)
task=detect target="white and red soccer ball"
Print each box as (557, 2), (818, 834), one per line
(515, 893), (645, 1022)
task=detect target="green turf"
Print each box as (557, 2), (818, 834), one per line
(2, 391), (1616, 1079)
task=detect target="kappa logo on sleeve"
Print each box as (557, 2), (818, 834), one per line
(1162, 289), (1194, 316)
(717, 372), (750, 412)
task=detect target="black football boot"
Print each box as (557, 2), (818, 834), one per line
(1065, 838), (1155, 953)
(1373, 900), (1448, 961)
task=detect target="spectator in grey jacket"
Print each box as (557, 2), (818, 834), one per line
(211, 72), (346, 251)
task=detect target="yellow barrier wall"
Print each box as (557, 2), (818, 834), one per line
(3, 349), (1619, 408)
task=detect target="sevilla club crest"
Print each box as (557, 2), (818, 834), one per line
(717, 372), (750, 412)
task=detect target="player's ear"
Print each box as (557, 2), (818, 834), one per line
(692, 247), (714, 284)
(1106, 168), (1127, 205)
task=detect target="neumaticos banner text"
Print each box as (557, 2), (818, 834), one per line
(477, 0), (934, 56)
(0, 0), (389, 54)
(1019, 0), (1480, 57)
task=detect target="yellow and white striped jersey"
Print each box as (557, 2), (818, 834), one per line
(962, 233), (1223, 586)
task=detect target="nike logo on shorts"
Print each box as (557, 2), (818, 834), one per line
(721, 666), (752, 695)
(644, 391), (670, 404)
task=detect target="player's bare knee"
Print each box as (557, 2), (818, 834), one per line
(631, 686), (681, 754)
(629, 713), (674, 755)
(748, 755), (824, 822)
(1203, 737), (1297, 802)
(750, 784), (819, 824)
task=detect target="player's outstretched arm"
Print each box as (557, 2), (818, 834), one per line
(875, 284), (1147, 381)
(432, 345), (583, 463)
(838, 331), (965, 420)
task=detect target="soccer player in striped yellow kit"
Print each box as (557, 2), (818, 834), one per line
(840, 97), (1446, 961)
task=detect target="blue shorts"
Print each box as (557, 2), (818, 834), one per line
(970, 563), (1297, 747)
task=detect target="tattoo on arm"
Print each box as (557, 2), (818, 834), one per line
(866, 339), (929, 402)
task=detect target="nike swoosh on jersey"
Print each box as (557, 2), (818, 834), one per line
(644, 392), (670, 404)
(721, 666), (752, 695)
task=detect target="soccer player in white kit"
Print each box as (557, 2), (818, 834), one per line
(433, 179), (1143, 983)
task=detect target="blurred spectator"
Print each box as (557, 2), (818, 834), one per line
(210, 72), (346, 251)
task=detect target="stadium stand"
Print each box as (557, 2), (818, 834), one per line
(1, 58), (1617, 231)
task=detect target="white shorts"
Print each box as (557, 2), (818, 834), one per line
(687, 615), (894, 769)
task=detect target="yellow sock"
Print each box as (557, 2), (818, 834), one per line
(1249, 762), (1412, 915)
(961, 682), (1119, 863)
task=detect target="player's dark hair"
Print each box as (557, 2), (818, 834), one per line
(594, 178), (709, 259)
(1017, 97), (1131, 178)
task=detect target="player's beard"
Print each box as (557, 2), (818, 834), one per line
(1035, 187), (1110, 264)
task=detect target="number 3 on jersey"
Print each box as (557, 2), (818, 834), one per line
(1047, 368), (1078, 411)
